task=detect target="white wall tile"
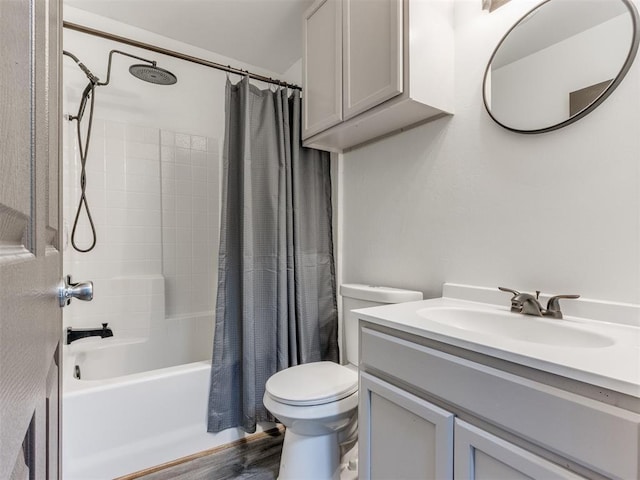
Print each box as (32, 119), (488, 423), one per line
(191, 150), (206, 168)
(161, 160), (175, 178)
(175, 133), (190, 149)
(126, 141), (159, 161)
(89, 118), (106, 138)
(176, 194), (192, 212)
(105, 138), (125, 158)
(126, 157), (158, 176)
(175, 164), (192, 182)
(104, 120), (125, 139)
(126, 124), (158, 144)
(161, 130), (175, 146)
(191, 135), (207, 151)
(192, 166), (207, 183)
(161, 178), (176, 196)
(175, 147), (190, 165)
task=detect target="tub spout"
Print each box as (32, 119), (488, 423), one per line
(67, 323), (113, 344)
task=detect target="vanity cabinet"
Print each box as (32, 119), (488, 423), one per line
(359, 324), (640, 480)
(302, 0), (454, 152)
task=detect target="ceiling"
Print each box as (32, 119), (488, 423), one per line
(65, 0), (315, 74)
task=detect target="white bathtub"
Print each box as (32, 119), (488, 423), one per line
(63, 340), (271, 479)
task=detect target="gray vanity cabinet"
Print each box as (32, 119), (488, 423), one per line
(358, 323), (640, 480)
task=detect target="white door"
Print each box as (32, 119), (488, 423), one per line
(0, 0), (62, 479)
(359, 372), (454, 480)
(302, 0), (343, 139)
(343, 0), (403, 120)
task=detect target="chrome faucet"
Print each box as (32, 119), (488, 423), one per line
(67, 323), (113, 344)
(498, 287), (579, 319)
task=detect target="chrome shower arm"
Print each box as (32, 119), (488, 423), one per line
(97, 49), (156, 86)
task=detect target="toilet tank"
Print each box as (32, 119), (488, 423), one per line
(340, 284), (423, 366)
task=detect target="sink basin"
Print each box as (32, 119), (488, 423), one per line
(416, 307), (615, 348)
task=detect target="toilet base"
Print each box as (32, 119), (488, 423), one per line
(278, 429), (341, 480)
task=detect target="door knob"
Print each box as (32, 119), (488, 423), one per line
(59, 275), (94, 307)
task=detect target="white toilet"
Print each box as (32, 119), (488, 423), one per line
(263, 284), (423, 480)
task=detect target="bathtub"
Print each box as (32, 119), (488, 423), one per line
(62, 339), (271, 479)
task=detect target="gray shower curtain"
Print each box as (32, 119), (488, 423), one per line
(207, 77), (338, 434)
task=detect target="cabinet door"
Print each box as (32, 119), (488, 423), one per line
(360, 372), (454, 480)
(454, 420), (585, 480)
(343, 0), (403, 120)
(303, 0), (343, 139)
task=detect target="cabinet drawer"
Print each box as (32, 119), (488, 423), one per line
(361, 326), (640, 479)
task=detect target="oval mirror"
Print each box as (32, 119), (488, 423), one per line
(483, 0), (639, 133)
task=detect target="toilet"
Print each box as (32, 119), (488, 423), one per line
(263, 284), (423, 480)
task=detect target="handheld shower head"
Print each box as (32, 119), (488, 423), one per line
(129, 64), (177, 85)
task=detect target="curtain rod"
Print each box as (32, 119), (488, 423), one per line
(63, 21), (302, 90)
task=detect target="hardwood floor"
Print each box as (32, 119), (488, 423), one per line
(116, 426), (284, 480)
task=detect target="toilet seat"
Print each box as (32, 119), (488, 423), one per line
(265, 361), (358, 406)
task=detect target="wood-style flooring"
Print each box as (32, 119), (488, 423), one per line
(115, 426), (284, 480)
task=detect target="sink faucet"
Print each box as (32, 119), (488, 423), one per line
(67, 323), (113, 344)
(499, 287), (579, 319)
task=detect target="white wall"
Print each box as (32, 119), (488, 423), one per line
(340, 0), (640, 304)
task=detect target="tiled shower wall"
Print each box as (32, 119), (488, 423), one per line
(160, 130), (219, 319)
(63, 118), (219, 345)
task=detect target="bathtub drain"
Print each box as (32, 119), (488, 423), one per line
(74, 364), (81, 380)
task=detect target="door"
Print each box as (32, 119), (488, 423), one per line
(0, 0), (62, 479)
(454, 420), (585, 480)
(343, 0), (403, 120)
(359, 372), (454, 480)
(302, 0), (343, 139)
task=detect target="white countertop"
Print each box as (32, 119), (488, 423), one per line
(353, 285), (640, 398)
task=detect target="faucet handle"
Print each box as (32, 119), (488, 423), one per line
(499, 287), (530, 313)
(546, 294), (580, 318)
(498, 287), (520, 297)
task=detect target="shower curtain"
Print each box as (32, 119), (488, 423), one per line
(207, 77), (339, 433)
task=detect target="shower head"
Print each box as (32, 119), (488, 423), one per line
(129, 64), (177, 85)
(94, 50), (178, 87)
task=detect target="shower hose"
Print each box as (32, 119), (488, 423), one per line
(69, 81), (98, 253)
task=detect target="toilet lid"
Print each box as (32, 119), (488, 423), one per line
(265, 362), (358, 406)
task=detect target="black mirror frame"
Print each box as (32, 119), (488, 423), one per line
(482, 0), (640, 134)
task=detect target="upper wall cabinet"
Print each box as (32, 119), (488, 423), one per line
(302, 0), (454, 153)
